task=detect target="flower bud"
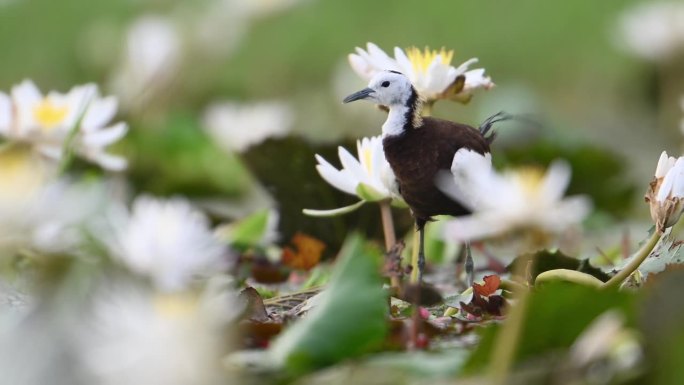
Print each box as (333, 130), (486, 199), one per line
(645, 152), (684, 233)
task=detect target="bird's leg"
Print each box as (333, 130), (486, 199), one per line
(465, 242), (474, 287)
(417, 223), (426, 282)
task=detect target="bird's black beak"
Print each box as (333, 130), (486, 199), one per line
(343, 87), (374, 103)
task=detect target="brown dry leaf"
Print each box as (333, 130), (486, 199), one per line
(473, 275), (501, 297)
(282, 232), (326, 270)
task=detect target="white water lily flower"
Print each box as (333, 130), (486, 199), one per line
(348, 42), (494, 104)
(0, 80), (128, 170)
(0, 145), (107, 256)
(203, 101), (293, 153)
(111, 16), (181, 110)
(77, 284), (231, 385)
(305, 135), (401, 217)
(437, 149), (591, 244)
(102, 196), (226, 292)
(645, 151), (684, 233)
(617, 2), (684, 61)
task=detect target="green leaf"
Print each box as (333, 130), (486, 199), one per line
(302, 200), (366, 217)
(221, 209), (271, 249)
(463, 282), (636, 374)
(269, 234), (388, 375)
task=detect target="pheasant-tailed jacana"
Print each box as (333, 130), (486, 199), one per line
(343, 70), (504, 282)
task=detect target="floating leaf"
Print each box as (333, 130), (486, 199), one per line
(463, 282), (636, 374)
(268, 234), (388, 375)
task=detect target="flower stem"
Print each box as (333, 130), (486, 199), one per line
(409, 230), (420, 284)
(602, 231), (662, 290)
(488, 256), (534, 384)
(379, 200), (400, 289)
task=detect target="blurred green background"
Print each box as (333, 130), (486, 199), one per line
(1, 0), (682, 252)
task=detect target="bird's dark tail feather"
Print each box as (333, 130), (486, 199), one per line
(479, 111), (540, 144)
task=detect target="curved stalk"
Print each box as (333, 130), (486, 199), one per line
(535, 269), (604, 288)
(602, 231), (662, 290)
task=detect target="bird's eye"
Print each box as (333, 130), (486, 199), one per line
(381, 81), (390, 88)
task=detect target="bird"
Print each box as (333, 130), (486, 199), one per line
(343, 70), (505, 283)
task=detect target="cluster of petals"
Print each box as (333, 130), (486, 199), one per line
(348, 42), (494, 103)
(0, 80), (128, 170)
(437, 149), (591, 243)
(645, 151), (684, 233)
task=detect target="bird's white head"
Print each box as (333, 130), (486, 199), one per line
(343, 70), (416, 107)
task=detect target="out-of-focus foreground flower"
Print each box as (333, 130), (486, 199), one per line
(645, 151), (684, 234)
(437, 149), (591, 248)
(348, 42), (494, 105)
(99, 196), (227, 292)
(202, 101), (294, 153)
(0, 145), (107, 256)
(0, 80), (128, 170)
(305, 135), (402, 216)
(76, 283), (235, 385)
(616, 2), (684, 61)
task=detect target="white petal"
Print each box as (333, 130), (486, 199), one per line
(655, 151), (675, 178)
(365, 42), (398, 71)
(315, 154), (357, 195)
(89, 152), (128, 171)
(82, 96), (118, 131)
(82, 122), (128, 147)
(669, 158), (684, 198)
(463, 68), (494, 91)
(12, 80), (43, 129)
(393, 47), (415, 79)
(348, 54), (375, 79)
(540, 160), (571, 202)
(442, 212), (510, 242)
(337, 146), (369, 184)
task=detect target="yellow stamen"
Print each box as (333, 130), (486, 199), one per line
(33, 98), (68, 130)
(153, 292), (197, 318)
(360, 146), (373, 176)
(405, 46), (454, 74)
(512, 167), (545, 197)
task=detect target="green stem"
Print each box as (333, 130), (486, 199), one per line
(409, 230), (420, 284)
(379, 199), (400, 289)
(489, 256), (534, 384)
(602, 231), (662, 290)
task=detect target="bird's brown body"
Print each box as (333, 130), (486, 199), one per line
(382, 116), (491, 229)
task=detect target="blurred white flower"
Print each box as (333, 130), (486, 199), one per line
(437, 149), (591, 244)
(0, 145), (106, 256)
(616, 2), (684, 61)
(102, 196), (226, 292)
(110, 15), (182, 110)
(348, 42), (494, 104)
(0, 80), (128, 170)
(202, 101), (293, 152)
(645, 151), (684, 233)
(77, 284), (230, 385)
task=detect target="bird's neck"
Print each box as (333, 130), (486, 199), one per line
(382, 89), (423, 138)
